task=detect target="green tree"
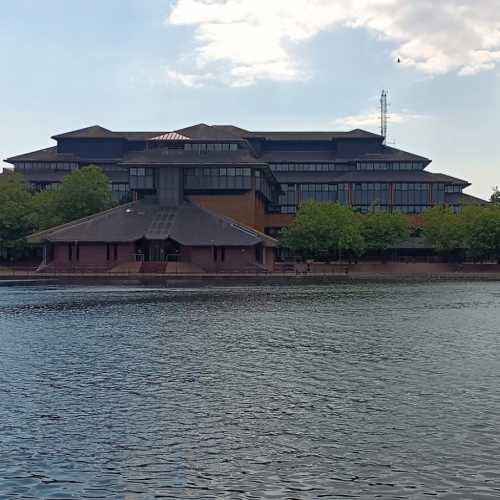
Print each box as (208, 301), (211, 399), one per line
(0, 171), (35, 250)
(422, 206), (466, 261)
(280, 201), (365, 260)
(362, 211), (410, 260)
(31, 190), (60, 230)
(49, 165), (114, 225)
(490, 186), (500, 205)
(462, 205), (500, 262)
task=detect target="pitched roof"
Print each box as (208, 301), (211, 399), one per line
(273, 170), (470, 185)
(119, 149), (267, 166)
(28, 200), (277, 247)
(357, 145), (430, 163)
(5, 146), (79, 163)
(445, 192), (489, 205)
(149, 132), (191, 141)
(175, 123), (243, 141)
(52, 125), (117, 139)
(258, 144), (429, 164)
(52, 126), (167, 141)
(245, 129), (383, 141)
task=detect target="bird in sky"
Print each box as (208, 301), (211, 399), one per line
(397, 57), (401, 63)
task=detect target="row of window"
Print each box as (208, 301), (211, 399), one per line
(183, 167), (252, 177)
(184, 175), (252, 191)
(356, 162), (425, 171)
(276, 204), (435, 215)
(445, 184), (463, 193)
(268, 162), (426, 172)
(278, 183), (448, 207)
(283, 182), (448, 191)
(184, 143), (239, 153)
(129, 167), (154, 177)
(270, 163), (347, 172)
(31, 182), (60, 192)
(299, 183), (349, 192)
(16, 162), (78, 171)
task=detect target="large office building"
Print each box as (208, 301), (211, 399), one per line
(5, 124), (483, 271)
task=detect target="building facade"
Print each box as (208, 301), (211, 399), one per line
(5, 123), (485, 271)
(6, 123), (481, 232)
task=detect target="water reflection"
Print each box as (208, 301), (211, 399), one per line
(1, 283), (500, 499)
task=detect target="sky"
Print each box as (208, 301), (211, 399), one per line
(1, 0), (500, 198)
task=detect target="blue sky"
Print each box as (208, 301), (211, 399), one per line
(1, 0), (499, 198)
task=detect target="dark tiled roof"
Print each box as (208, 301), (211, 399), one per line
(445, 192), (489, 205)
(5, 147), (79, 163)
(245, 129), (383, 141)
(212, 125), (251, 138)
(29, 201), (277, 247)
(50, 124), (383, 142)
(52, 126), (167, 141)
(52, 125), (117, 139)
(258, 145), (429, 164)
(118, 131), (167, 140)
(120, 149), (267, 166)
(175, 124), (243, 141)
(356, 145), (430, 163)
(273, 170), (470, 185)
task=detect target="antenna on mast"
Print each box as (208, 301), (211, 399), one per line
(380, 90), (388, 144)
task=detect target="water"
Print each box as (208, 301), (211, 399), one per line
(1, 281), (500, 499)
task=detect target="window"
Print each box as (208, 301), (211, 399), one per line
(184, 143), (239, 153)
(352, 183), (390, 206)
(394, 183), (430, 205)
(445, 184), (463, 193)
(129, 167), (155, 190)
(184, 167), (253, 193)
(213, 246), (218, 261)
(356, 161), (424, 171)
(269, 163), (344, 172)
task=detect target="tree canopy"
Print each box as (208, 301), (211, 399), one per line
(361, 211), (410, 254)
(280, 201), (366, 260)
(0, 172), (35, 247)
(35, 165), (113, 229)
(422, 206), (466, 251)
(490, 186), (500, 205)
(0, 165), (115, 258)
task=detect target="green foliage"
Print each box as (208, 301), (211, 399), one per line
(0, 166), (115, 260)
(50, 165), (114, 224)
(362, 211), (410, 253)
(31, 165), (114, 230)
(280, 201), (365, 259)
(422, 206), (466, 251)
(0, 171), (34, 245)
(31, 190), (61, 230)
(462, 205), (500, 261)
(490, 186), (500, 205)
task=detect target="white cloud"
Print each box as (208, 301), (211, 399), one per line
(166, 0), (500, 86)
(333, 110), (426, 131)
(164, 67), (215, 87)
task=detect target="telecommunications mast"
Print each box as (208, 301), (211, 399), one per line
(380, 90), (388, 144)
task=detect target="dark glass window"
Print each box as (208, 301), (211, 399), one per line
(129, 167), (155, 190)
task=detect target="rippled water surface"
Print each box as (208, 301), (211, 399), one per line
(1, 281), (500, 499)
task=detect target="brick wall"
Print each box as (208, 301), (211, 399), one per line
(48, 242), (136, 272)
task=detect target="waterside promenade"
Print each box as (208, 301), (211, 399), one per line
(3, 262), (500, 284)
